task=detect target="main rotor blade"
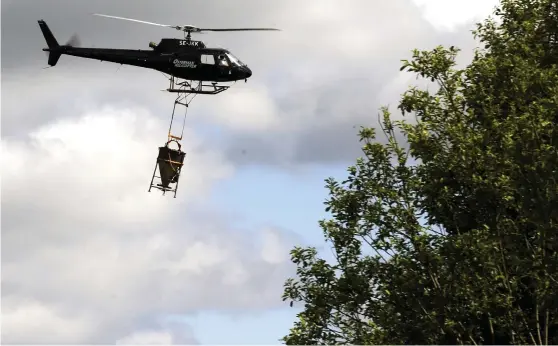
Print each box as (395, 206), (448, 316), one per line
(91, 13), (280, 33)
(199, 28), (281, 32)
(92, 13), (180, 30)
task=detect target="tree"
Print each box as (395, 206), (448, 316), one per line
(281, 0), (558, 344)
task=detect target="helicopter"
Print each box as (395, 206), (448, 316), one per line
(38, 14), (280, 90)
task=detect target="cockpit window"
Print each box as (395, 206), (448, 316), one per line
(217, 54), (229, 66)
(226, 53), (245, 67)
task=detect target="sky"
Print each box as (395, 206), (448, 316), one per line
(1, 0), (498, 344)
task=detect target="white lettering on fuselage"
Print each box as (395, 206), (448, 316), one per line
(173, 59), (196, 68)
(179, 40), (199, 47)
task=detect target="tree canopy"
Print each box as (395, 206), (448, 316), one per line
(281, 0), (558, 344)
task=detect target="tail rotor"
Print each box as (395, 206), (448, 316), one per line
(66, 33), (81, 47)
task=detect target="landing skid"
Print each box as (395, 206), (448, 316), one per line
(166, 76), (230, 95)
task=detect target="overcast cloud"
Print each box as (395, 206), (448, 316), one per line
(1, 105), (299, 344)
(2, 0), (485, 165)
(2, 0), (495, 343)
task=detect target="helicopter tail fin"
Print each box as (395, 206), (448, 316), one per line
(38, 20), (59, 49)
(38, 20), (62, 66)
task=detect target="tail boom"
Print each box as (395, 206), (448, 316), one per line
(38, 20), (161, 72)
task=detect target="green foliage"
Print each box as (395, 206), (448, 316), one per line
(282, 0), (558, 344)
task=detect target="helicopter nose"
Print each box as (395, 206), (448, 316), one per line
(244, 66), (252, 78)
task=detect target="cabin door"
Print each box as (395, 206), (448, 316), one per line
(200, 53), (218, 80)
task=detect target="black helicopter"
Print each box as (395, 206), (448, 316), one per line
(38, 14), (280, 86)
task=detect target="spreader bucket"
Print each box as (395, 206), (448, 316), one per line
(157, 145), (186, 188)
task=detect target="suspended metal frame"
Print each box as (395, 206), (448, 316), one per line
(148, 77), (198, 197)
(166, 76), (231, 95)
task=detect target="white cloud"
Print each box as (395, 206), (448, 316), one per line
(2, 106), (228, 229)
(115, 319), (199, 344)
(260, 228), (290, 264)
(1, 69), (172, 137)
(204, 82), (281, 132)
(1, 107), (296, 344)
(116, 330), (174, 345)
(411, 0), (500, 31)
(1, 297), (97, 344)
